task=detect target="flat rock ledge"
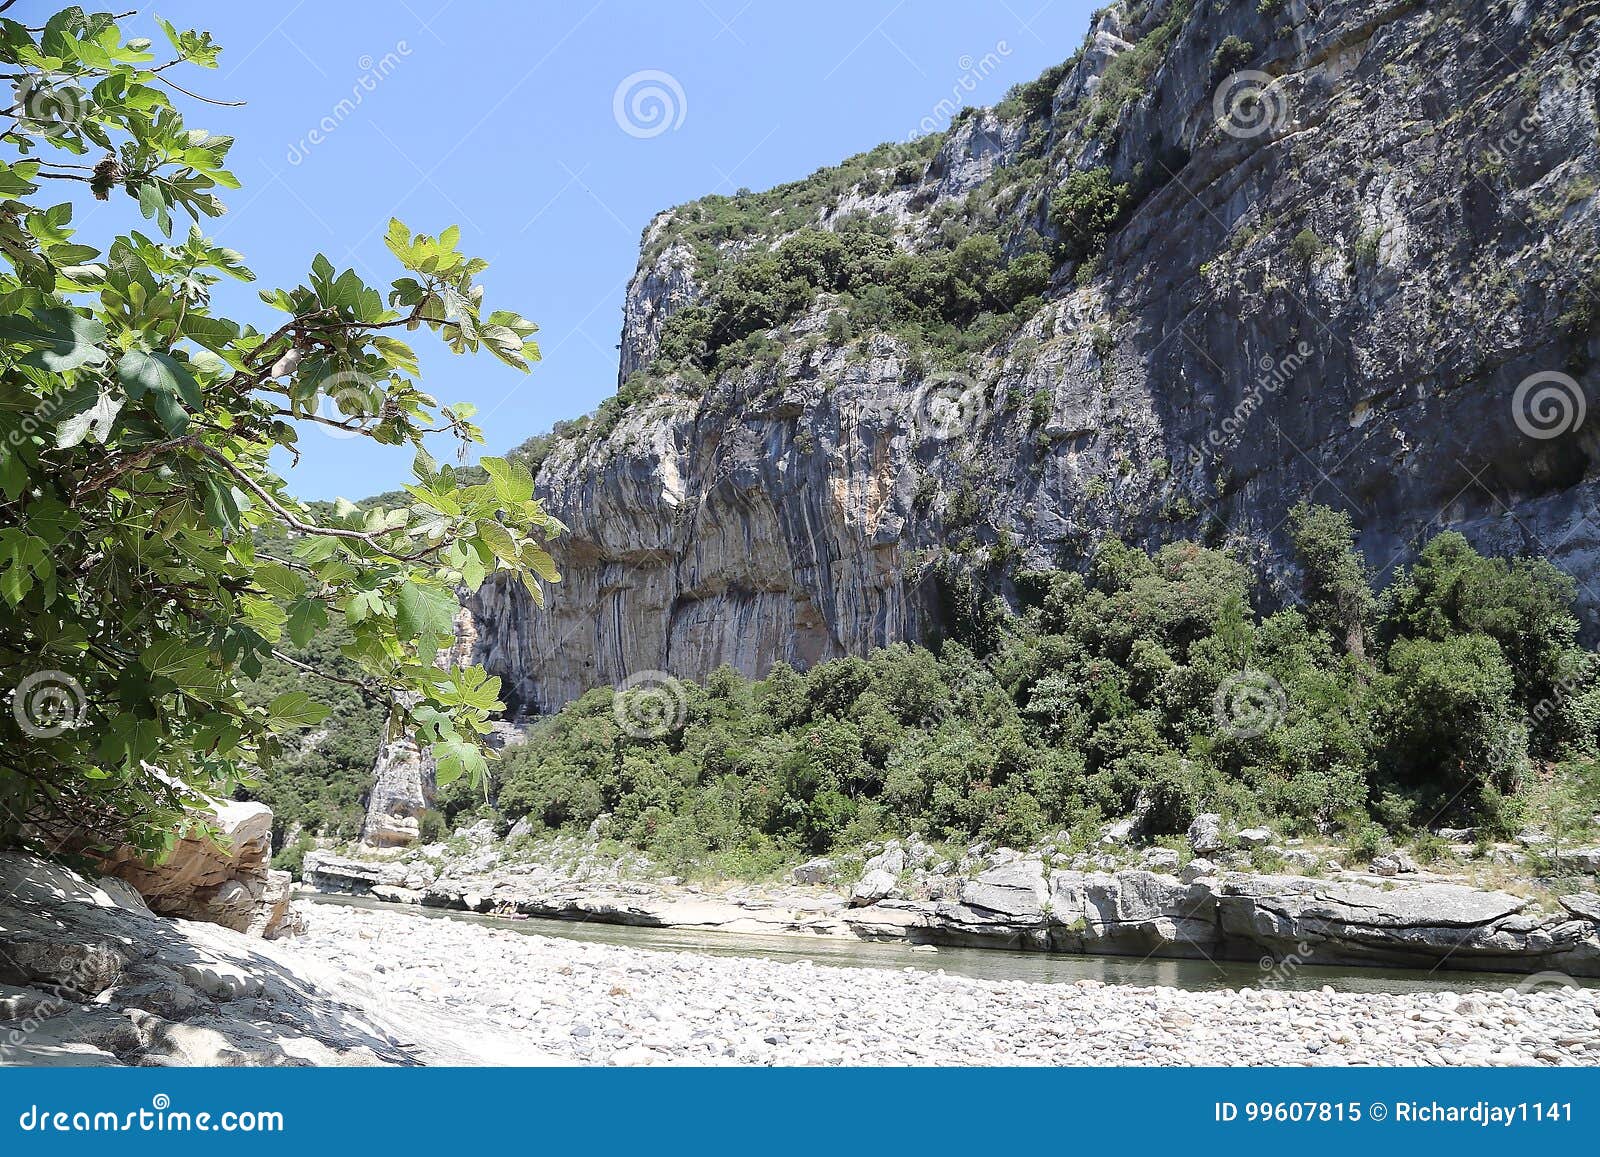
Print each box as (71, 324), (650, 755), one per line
(0, 852), (550, 1067)
(304, 854), (1600, 978)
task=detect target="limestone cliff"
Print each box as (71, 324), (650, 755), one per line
(471, 0), (1600, 716)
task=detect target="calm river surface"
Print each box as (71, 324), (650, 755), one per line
(310, 894), (1597, 995)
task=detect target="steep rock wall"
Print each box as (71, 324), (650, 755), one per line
(472, 0), (1600, 716)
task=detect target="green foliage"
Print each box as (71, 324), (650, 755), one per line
(1377, 634), (1524, 810)
(1287, 503), (1375, 655)
(0, 10), (561, 854)
(651, 221), (1050, 376)
(1083, 0), (1193, 135)
(1049, 168), (1131, 262)
(434, 513), (1596, 866)
(1290, 228), (1324, 264)
(1210, 37), (1256, 81)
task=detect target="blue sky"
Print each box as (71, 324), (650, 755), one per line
(93, 1), (1100, 499)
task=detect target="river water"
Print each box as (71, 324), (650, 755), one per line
(310, 894), (1595, 995)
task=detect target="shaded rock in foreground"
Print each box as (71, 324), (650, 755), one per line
(92, 800), (299, 940)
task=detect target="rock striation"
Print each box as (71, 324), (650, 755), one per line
(92, 799), (300, 940)
(464, 0), (1600, 715)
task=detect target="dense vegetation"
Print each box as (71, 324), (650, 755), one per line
(0, 9), (559, 856)
(651, 217), (1054, 377)
(433, 507), (1600, 872)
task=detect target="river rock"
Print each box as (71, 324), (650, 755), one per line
(1558, 847), (1600, 873)
(792, 858), (836, 886)
(301, 850), (405, 895)
(1371, 851), (1418, 877)
(1141, 848), (1180, 872)
(1187, 814), (1225, 856)
(1180, 858), (1217, 884)
(1560, 892), (1600, 924)
(850, 869), (898, 907)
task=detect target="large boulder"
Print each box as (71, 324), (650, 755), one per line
(0, 851), (466, 1066)
(1212, 876), (1568, 969)
(1559, 847), (1600, 873)
(359, 736), (433, 849)
(94, 800), (300, 939)
(792, 857), (837, 886)
(850, 869), (898, 907)
(1187, 814), (1225, 856)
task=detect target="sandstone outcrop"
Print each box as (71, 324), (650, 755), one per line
(93, 800), (300, 940)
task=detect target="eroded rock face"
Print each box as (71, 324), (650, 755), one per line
(358, 607), (482, 848)
(94, 800), (300, 940)
(466, 0), (1600, 715)
(360, 736), (433, 849)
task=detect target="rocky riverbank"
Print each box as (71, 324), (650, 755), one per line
(301, 824), (1600, 978)
(6, 847), (1599, 1067)
(292, 900), (1600, 1066)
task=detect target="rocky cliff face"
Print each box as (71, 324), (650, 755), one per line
(472, 0), (1600, 717)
